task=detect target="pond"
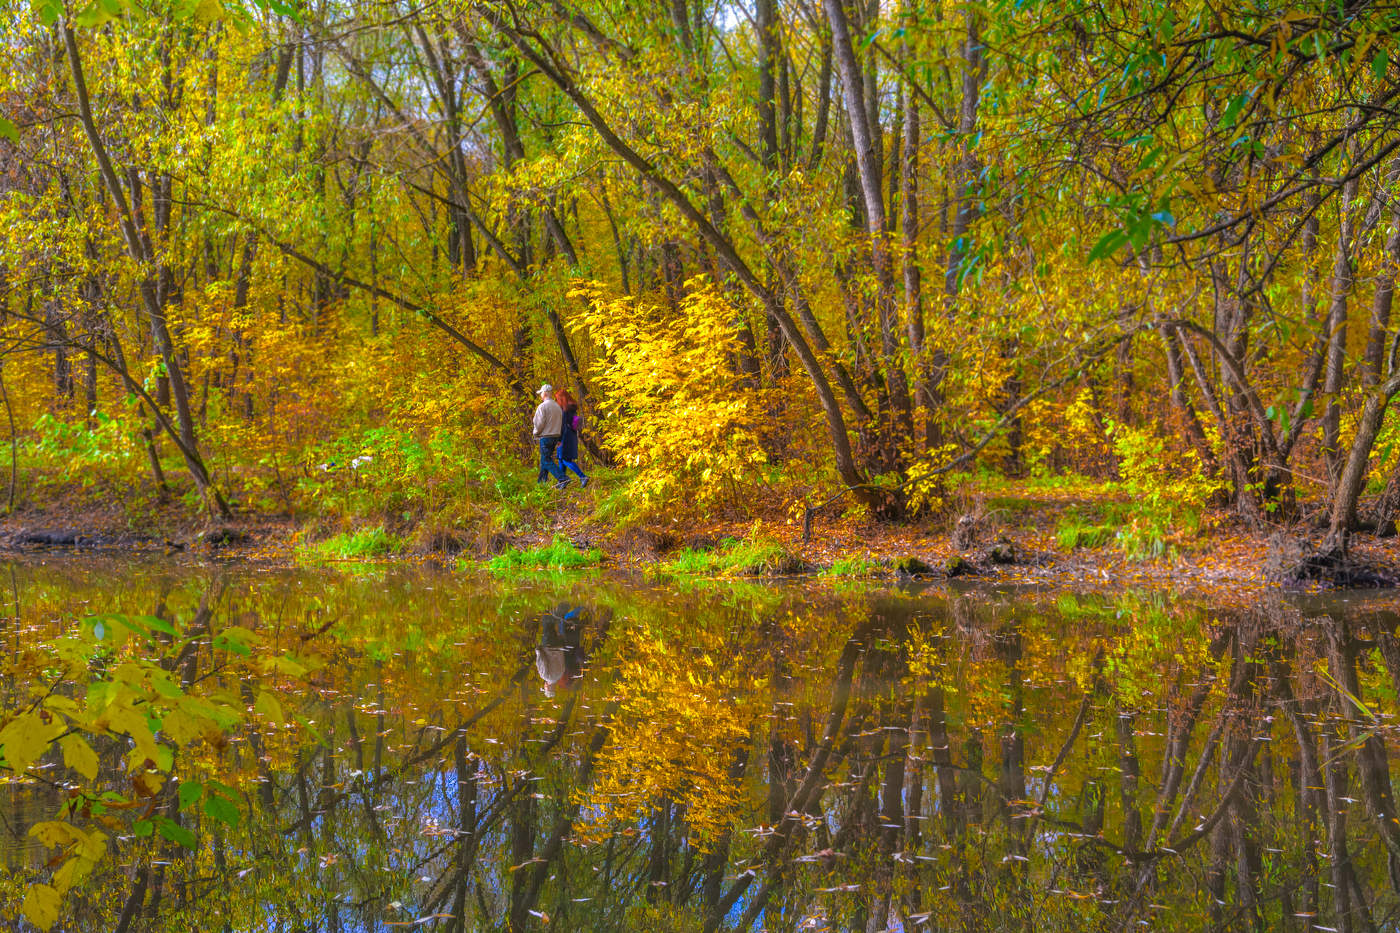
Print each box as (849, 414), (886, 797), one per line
(3, 556), (1400, 932)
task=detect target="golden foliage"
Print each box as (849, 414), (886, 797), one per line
(580, 622), (755, 848)
(571, 278), (767, 512)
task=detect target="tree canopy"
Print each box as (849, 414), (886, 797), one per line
(3, 0), (1400, 548)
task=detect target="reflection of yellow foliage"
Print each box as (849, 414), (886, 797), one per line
(581, 627), (753, 849)
(904, 629), (945, 683)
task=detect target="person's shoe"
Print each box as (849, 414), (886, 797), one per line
(580, 476), (590, 489)
(554, 479), (569, 489)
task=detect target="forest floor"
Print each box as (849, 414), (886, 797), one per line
(1, 473), (1397, 597)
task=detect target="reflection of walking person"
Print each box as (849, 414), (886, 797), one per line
(554, 387), (589, 489)
(532, 384), (566, 486)
(535, 603), (587, 696)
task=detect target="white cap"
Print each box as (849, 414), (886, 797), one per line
(537, 383), (553, 396)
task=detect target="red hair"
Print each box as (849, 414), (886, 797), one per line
(555, 386), (575, 409)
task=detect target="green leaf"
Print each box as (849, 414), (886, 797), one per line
(1375, 49), (1389, 81)
(138, 615), (178, 636)
(212, 625), (257, 657)
(202, 790), (241, 827)
(0, 117), (16, 143)
(254, 0), (302, 20)
(35, 0), (62, 24)
(255, 690), (285, 726)
(178, 781), (203, 811)
(1087, 229), (1129, 262)
(155, 816), (197, 849)
(74, 0), (119, 26)
(1220, 92), (1248, 129)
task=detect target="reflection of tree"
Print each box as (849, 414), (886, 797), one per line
(13, 565), (1400, 932)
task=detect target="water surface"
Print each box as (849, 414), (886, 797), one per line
(3, 556), (1400, 932)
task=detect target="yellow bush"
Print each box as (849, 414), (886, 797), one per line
(570, 278), (766, 513)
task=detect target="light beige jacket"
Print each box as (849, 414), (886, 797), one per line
(532, 399), (563, 438)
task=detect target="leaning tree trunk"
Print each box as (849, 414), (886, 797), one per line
(62, 22), (229, 520)
(1326, 369), (1400, 550)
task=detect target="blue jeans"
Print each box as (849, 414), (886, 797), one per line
(537, 437), (564, 482)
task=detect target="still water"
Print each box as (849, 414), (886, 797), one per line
(3, 556), (1400, 932)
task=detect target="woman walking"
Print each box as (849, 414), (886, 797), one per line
(554, 387), (589, 488)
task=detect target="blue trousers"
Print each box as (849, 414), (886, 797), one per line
(537, 437), (564, 482)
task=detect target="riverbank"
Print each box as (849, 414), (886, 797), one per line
(3, 474), (1396, 595)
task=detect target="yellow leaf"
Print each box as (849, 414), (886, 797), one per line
(255, 691), (285, 726)
(160, 708), (202, 747)
(43, 696), (79, 714)
(0, 712), (63, 774)
(29, 821), (82, 849)
(103, 704), (161, 769)
(22, 883), (60, 931)
(59, 735), (99, 781)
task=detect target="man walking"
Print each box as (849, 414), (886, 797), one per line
(532, 384), (567, 487)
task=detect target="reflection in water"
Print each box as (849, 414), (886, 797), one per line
(3, 559), (1400, 931)
(534, 603), (590, 697)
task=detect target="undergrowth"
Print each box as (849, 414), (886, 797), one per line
(1053, 503), (1197, 559)
(1054, 510), (1118, 550)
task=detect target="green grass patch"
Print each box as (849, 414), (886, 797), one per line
(1053, 502), (1191, 560)
(658, 537), (803, 576)
(819, 556), (884, 577)
(298, 526), (403, 561)
(584, 468), (636, 525)
(485, 535), (601, 575)
(1053, 512), (1117, 550)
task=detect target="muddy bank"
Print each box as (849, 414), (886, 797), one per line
(1, 499), (1396, 595)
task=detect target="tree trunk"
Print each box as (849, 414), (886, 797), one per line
(824, 0), (913, 442)
(1162, 324), (1218, 473)
(901, 14), (933, 446)
(1323, 176), (1360, 483)
(1365, 191), (1400, 386)
(931, 10), (985, 445)
(1326, 370), (1400, 546)
(61, 22), (228, 519)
